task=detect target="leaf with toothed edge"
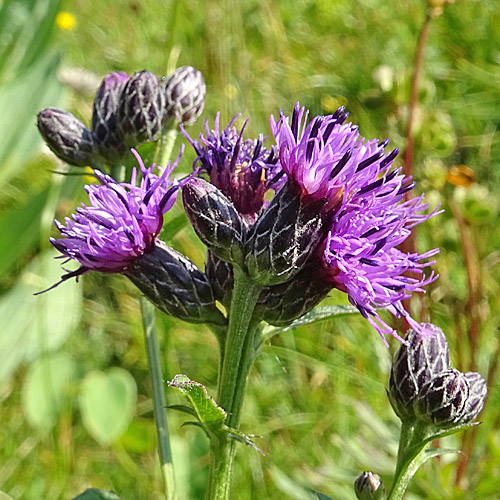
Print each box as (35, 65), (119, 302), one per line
(168, 374), (261, 452)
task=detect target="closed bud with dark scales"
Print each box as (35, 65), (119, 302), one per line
(462, 371), (487, 423)
(91, 71), (129, 161)
(37, 108), (98, 167)
(389, 324), (450, 420)
(354, 472), (385, 500)
(126, 241), (226, 326)
(255, 263), (333, 327)
(414, 368), (469, 426)
(163, 66), (206, 126)
(182, 177), (245, 266)
(245, 180), (327, 286)
(117, 70), (165, 147)
(205, 250), (234, 309)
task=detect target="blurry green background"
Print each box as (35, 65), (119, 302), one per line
(1, 0), (500, 499)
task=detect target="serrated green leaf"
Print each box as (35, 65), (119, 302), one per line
(21, 353), (76, 430)
(79, 368), (137, 445)
(262, 305), (358, 341)
(168, 374), (226, 430)
(70, 488), (121, 500)
(168, 374), (261, 451)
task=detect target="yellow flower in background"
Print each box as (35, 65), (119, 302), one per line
(321, 95), (347, 113)
(56, 11), (76, 31)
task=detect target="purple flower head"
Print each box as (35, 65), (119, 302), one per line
(272, 103), (399, 211)
(182, 113), (285, 221)
(274, 103), (440, 344)
(50, 148), (185, 283)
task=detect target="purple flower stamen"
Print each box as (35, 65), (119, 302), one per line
(272, 103), (441, 343)
(49, 148), (186, 283)
(182, 113), (285, 219)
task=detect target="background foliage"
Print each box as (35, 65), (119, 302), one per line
(0, 0), (499, 499)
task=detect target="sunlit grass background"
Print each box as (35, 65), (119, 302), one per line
(1, 0), (500, 499)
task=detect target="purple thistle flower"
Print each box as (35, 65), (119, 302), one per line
(272, 103), (440, 344)
(182, 113), (285, 221)
(50, 148), (185, 281)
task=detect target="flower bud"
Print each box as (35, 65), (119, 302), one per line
(245, 181), (326, 286)
(125, 241), (226, 326)
(462, 371), (487, 423)
(91, 71), (129, 161)
(182, 177), (245, 266)
(37, 108), (98, 167)
(389, 324), (450, 420)
(117, 70), (165, 147)
(354, 472), (385, 500)
(414, 369), (469, 426)
(163, 66), (206, 126)
(255, 264), (333, 326)
(206, 250), (233, 308)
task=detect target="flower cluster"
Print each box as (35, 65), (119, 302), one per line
(43, 86), (441, 342)
(389, 324), (487, 426)
(182, 102), (439, 342)
(38, 67), (206, 167)
(269, 103), (439, 342)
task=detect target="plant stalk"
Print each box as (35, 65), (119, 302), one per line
(159, 128), (179, 167)
(387, 422), (429, 500)
(207, 266), (262, 500)
(141, 297), (178, 500)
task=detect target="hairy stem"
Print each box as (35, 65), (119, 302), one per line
(387, 422), (430, 500)
(207, 267), (262, 500)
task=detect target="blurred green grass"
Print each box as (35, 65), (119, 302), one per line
(1, 0), (500, 499)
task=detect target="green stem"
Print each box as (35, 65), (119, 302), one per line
(207, 267), (262, 500)
(217, 266), (261, 420)
(141, 297), (178, 500)
(159, 129), (179, 167)
(387, 422), (430, 500)
(229, 321), (262, 427)
(110, 164), (126, 182)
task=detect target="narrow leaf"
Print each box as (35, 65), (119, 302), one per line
(226, 428), (263, 454)
(167, 404), (198, 417)
(262, 304), (358, 340)
(316, 493), (335, 500)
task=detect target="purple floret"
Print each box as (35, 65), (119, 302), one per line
(50, 148), (184, 279)
(273, 103), (440, 344)
(182, 113), (285, 220)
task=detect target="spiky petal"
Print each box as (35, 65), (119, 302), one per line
(50, 148), (184, 276)
(272, 103), (440, 342)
